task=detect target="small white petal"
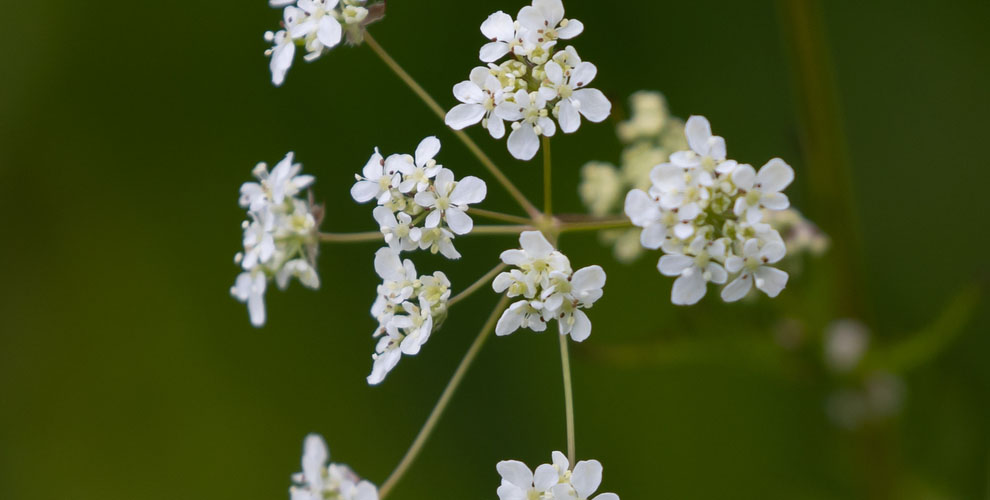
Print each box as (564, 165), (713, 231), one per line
(415, 136), (441, 167)
(450, 176), (488, 205)
(507, 123), (540, 160)
(569, 309), (592, 342)
(671, 271), (706, 305)
(685, 115), (713, 156)
(720, 274), (753, 302)
(571, 459), (603, 498)
(496, 460), (534, 489)
(754, 266), (788, 297)
(756, 158), (794, 192)
(444, 208), (474, 235)
(572, 88), (611, 122)
(317, 16), (342, 48)
(558, 99), (581, 133)
(658, 255), (693, 276)
(480, 42), (511, 63)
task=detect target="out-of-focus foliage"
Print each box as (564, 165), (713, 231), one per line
(0, 1), (987, 499)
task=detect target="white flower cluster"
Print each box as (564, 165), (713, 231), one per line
(445, 0), (611, 160)
(493, 231), (605, 342)
(291, 434), (378, 500)
(366, 248), (451, 385)
(624, 115), (797, 305)
(232, 153), (320, 327)
(351, 137), (487, 260)
(577, 91), (687, 263)
(265, 0), (379, 86)
(497, 451), (619, 500)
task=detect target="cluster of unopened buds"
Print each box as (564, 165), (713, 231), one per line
(233, 1), (820, 498)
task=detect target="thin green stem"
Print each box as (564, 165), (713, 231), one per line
(471, 225), (533, 235)
(557, 218), (633, 233)
(542, 136), (552, 217)
(469, 207), (534, 225)
(378, 295), (512, 499)
(448, 263), (508, 308)
(363, 32), (541, 220)
(317, 231), (382, 243)
(559, 334), (576, 466)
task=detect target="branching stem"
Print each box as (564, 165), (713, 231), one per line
(448, 263), (508, 308)
(378, 295), (512, 499)
(363, 32), (541, 220)
(317, 231), (383, 243)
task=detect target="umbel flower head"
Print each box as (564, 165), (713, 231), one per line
(231, 152), (321, 327)
(264, 0), (386, 86)
(445, 0), (611, 160)
(623, 115), (796, 305)
(351, 137), (488, 260)
(367, 247), (451, 385)
(291, 434), (378, 500)
(493, 231), (606, 341)
(496, 451), (619, 500)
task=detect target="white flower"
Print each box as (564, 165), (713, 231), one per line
(413, 226), (461, 259)
(241, 213), (276, 270)
(731, 158), (794, 224)
(496, 451), (619, 500)
(231, 271), (267, 327)
(543, 59), (611, 134)
(241, 152), (315, 212)
(495, 299), (548, 336)
(670, 115), (729, 169)
(373, 206), (419, 252)
(517, 0), (584, 43)
(498, 231), (572, 289)
(394, 136), (443, 194)
(446, 67), (508, 139)
(479, 11), (521, 63)
(550, 458), (619, 500)
(290, 434), (378, 500)
(350, 148), (399, 204)
(497, 90), (557, 160)
(721, 237), (789, 301)
(413, 168), (488, 235)
(373, 247), (417, 302)
(265, 29), (295, 87)
(496, 458), (557, 500)
(658, 237), (729, 306)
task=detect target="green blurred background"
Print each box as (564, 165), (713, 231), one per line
(2, 0), (988, 499)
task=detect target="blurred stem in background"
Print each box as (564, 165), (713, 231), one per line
(777, 1), (884, 497)
(777, 0), (870, 326)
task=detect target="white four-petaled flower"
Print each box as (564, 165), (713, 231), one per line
(496, 451), (619, 500)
